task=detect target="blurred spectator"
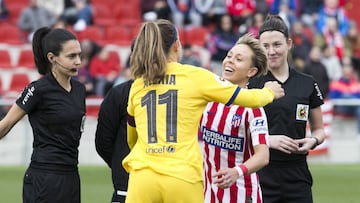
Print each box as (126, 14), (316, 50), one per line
(167, 0), (202, 27)
(74, 56), (94, 96)
(61, 0), (93, 31)
(225, 0), (255, 30)
(194, 0), (227, 27)
(89, 47), (122, 96)
(303, 46), (330, 98)
(269, 0), (297, 15)
(254, 0), (269, 15)
(81, 39), (101, 60)
(180, 43), (201, 66)
(113, 66), (132, 87)
(321, 44), (343, 81)
(277, 1), (297, 29)
(18, 0), (57, 42)
(299, 0), (323, 26)
(344, 21), (360, 59)
(315, 17), (345, 61)
(206, 14), (240, 75)
(73, 39), (101, 96)
(345, 21), (360, 77)
(329, 61), (360, 138)
(247, 12), (264, 38)
(0, 0), (9, 21)
(38, 0), (64, 18)
(291, 20), (312, 71)
(141, 0), (171, 22)
(113, 39), (135, 87)
(52, 18), (67, 29)
(316, 0), (349, 36)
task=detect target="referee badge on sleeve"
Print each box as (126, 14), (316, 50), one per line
(296, 104), (309, 121)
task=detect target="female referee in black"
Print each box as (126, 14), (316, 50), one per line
(0, 27), (85, 203)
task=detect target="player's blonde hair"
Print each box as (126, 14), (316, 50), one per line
(130, 19), (177, 84)
(236, 33), (268, 77)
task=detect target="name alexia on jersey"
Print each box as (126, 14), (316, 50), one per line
(144, 74), (176, 87)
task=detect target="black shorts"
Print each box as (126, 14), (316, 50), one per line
(23, 165), (80, 203)
(258, 163), (313, 203)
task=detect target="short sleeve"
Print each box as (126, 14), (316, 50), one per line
(16, 82), (41, 113)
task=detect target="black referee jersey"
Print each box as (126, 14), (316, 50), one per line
(16, 73), (86, 167)
(248, 67), (324, 165)
(95, 79), (133, 200)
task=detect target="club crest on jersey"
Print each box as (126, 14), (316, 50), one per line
(296, 104), (309, 121)
(215, 75), (231, 86)
(231, 114), (242, 127)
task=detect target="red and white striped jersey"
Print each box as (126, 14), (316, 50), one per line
(199, 101), (269, 203)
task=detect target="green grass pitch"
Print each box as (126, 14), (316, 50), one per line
(0, 164), (359, 202)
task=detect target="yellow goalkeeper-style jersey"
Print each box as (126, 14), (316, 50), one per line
(123, 62), (275, 183)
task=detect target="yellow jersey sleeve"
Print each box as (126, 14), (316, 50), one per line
(127, 122), (137, 150)
(127, 88), (137, 150)
(193, 68), (275, 107)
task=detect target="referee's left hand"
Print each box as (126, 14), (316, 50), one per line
(294, 137), (316, 154)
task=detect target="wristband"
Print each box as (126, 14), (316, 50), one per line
(311, 136), (320, 150)
(235, 164), (249, 177)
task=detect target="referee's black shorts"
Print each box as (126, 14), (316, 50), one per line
(23, 163), (80, 203)
(258, 163), (313, 203)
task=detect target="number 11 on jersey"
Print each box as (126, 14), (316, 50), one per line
(141, 90), (178, 144)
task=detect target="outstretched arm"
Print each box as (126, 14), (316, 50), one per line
(0, 104), (26, 139)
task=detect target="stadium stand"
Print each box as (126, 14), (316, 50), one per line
(113, 3), (141, 26)
(6, 2), (26, 25)
(103, 25), (133, 46)
(17, 49), (35, 69)
(7, 72), (30, 93)
(74, 25), (104, 44)
(183, 26), (209, 47)
(0, 49), (13, 69)
(91, 2), (116, 28)
(0, 23), (24, 44)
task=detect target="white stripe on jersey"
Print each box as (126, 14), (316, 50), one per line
(200, 102), (268, 203)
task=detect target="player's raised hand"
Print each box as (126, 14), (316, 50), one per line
(264, 81), (285, 99)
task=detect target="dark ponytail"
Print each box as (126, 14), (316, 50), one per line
(32, 27), (52, 75)
(32, 27), (78, 75)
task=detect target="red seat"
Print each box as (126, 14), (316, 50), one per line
(92, 3), (116, 27)
(6, 0), (27, 4)
(0, 50), (13, 69)
(0, 24), (24, 44)
(75, 26), (104, 44)
(113, 4), (141, 26)
(8, 72), (30, 93)
(177, 28), (186, 43)
(17, 49), (35, 69)
(7, 2), (27, 25)
(184, 26), (209, 47)
(104, 25), (133, 46)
